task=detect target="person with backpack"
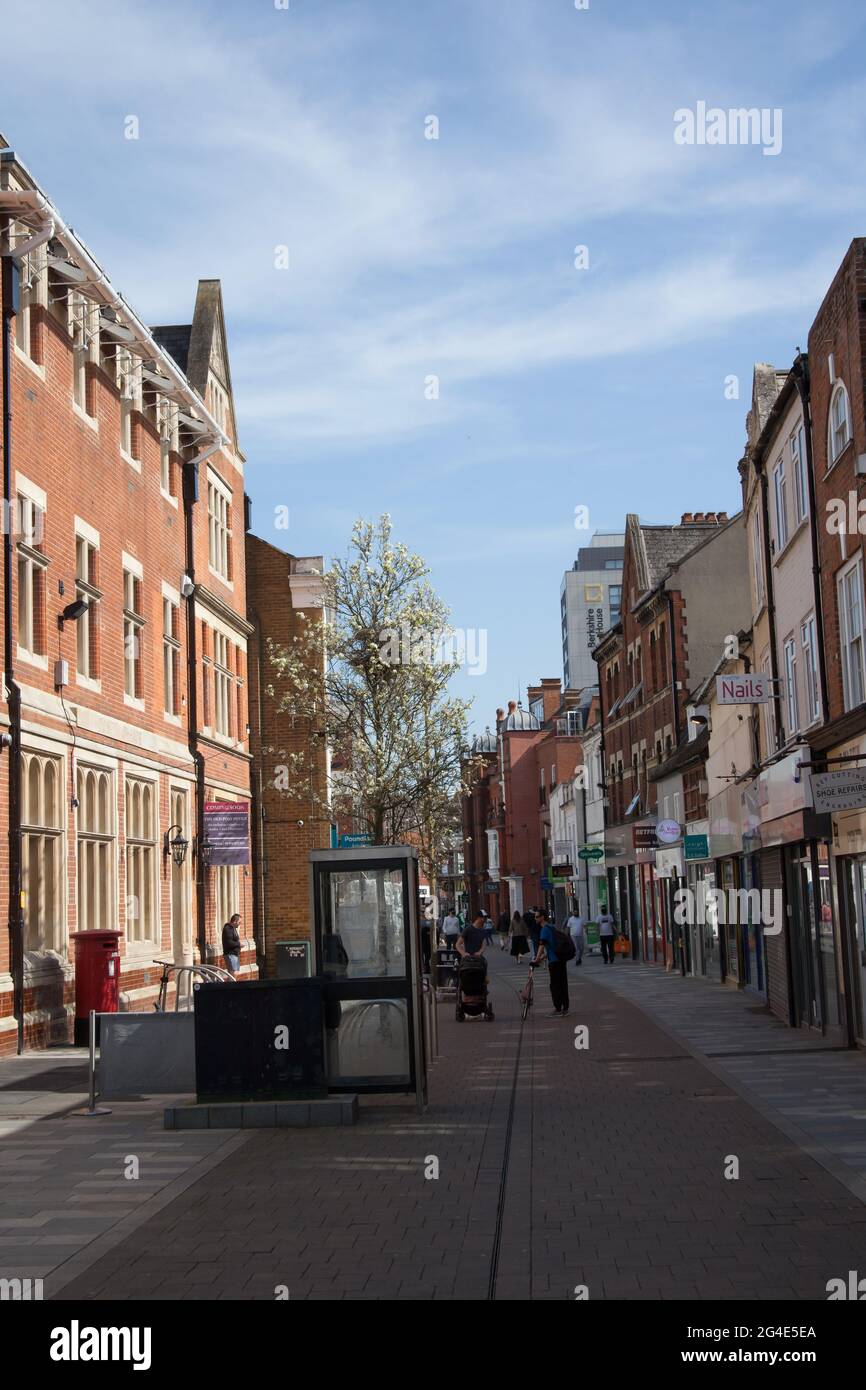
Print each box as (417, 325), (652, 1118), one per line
(532, 908), (575, 1015)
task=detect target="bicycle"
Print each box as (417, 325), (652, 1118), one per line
(520, 961), (538, 1022)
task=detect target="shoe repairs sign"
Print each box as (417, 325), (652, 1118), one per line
(811, 768), (866, 814)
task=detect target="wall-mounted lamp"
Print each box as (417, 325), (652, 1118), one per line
(163, 824), (189, 867)
(58, 598), (89, 629)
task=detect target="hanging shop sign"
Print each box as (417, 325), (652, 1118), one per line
(716, 673), (771, 705)
(811, 768), (866, 814)
(684, 833), (710, 861)
(632, 824), (658, 851)
(203, 802), (250, 866)
(655, 818), (682, 845)
(578, 845), (605, 862)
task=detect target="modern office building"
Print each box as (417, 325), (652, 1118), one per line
(561, 532), (624, 692)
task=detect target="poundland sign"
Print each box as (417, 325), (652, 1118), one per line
(716, 673), (771, 705)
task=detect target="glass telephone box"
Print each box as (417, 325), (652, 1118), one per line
(309, 846), (427, 1107)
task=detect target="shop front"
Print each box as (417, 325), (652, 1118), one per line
(758, 749), (837, 1038)
(815, 735), (866, 1047)
(684, 823), (714, 978)
(605, 821), (655, 960)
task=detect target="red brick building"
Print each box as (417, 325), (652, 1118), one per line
(0, 144), (253, 1051)
(461, 682), (585, 923)
(246, 536), (330, 978)
(807, 238), (866, 1045)
(594, 512), (749, 964)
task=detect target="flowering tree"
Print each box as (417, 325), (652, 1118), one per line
(267, 516), (470, 877)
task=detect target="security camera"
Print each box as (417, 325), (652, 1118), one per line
(180, 573), (195, 599)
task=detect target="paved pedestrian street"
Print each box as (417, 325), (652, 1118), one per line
(9, 951), (861, 1303)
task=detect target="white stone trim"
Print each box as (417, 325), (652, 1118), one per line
(121, 550), (143, 581)
(196, 602), (248, 654)
(74, 516), (100, 548)
(15, 471), (47, 513)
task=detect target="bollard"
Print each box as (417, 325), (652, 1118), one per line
(70, 1010), (112, 1117)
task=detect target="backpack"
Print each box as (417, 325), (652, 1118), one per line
(552, 927), (576, 962)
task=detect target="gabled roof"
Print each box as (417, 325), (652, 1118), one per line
(152, 279), (238, 447)
(627, 513), (725, 599)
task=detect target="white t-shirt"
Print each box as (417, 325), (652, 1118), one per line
(443, 914), (460, 936)
(567, 914), (585, 938)
(597, 913), (616, 937)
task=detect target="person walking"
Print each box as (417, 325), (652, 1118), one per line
(509, 910), (529, 961)
(598, 908), (618, 964)
(222, 913), (242, 976)
(566, 907), (586, 966)
(497, 910), (510, 950)
(527, 907), (542, 958)
(481, 910), (494, 945)
(533, 908), (569, 1016)
(442, 906), (461, 952)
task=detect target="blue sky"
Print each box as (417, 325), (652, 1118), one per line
(4, 0), (866, 731)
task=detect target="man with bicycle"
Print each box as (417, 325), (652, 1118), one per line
(531, 908), (570, 1016)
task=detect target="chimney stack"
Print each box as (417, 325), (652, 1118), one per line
(507, 699), (517, 713)
(718, 510), (728, 523)
(693, 511), (705, 523)
(705, 511), (717, 524)
(681, 512), (693, 525)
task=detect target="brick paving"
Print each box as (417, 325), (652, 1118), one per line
(49, 950), (866, 1301)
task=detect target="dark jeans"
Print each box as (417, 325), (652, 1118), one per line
(600, 936), (615, 964)
(549, 960), (569, 1012)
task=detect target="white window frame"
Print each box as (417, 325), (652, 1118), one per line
(791, 424), (809, 526)
(163, 589), (181, 723)
(159, 399), (179, 501)
(783, 636), (799, 737)
(828, 381), (852, 467)
(10, 225), (47, 376)
(15, 475), (48, 670)
(122, 555), (145, 709)
(124, 775), (159, 948)
(68, 290), (99, 426)
(838, 554), (866, 713)
(76, 764), (117, 932)
(74, 518), (101, 691)
(800, 615), (820, 726)
(207, 470), (233, 584)
(22, 749), (65, 953)
(773, 456), (789, 551)
(117, 348), (142, 468)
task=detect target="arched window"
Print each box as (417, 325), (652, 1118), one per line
(125, 777), (157, 945)
(829, 381), (852, 465)
(22, 751), (64, 953)
(77, 766), (115, 931)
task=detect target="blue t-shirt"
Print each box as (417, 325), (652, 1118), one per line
(540, 923), (559, 963)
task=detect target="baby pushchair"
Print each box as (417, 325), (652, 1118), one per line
(455, 954), (494, 1022)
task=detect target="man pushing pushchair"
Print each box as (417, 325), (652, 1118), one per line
(455, 913), (495, 1022)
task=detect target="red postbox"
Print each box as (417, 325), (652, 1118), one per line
(70, 930), (123, 1045)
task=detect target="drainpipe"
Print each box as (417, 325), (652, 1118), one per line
(2, 251), (24, 1054)
(791, 355), (829, 720)
(248, 605), (268, 976)
(757, 463), (784, 750)
(667, 590), (681, 746)
(182, 455), (207, 965)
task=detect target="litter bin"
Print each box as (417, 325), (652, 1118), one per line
(69, 930), (123, 1045)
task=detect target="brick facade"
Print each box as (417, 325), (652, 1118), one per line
(0, 153), (253, 1051)
(246, 535), (330, 978)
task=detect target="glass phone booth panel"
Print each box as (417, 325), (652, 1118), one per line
(310, 847), (426, 1105)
